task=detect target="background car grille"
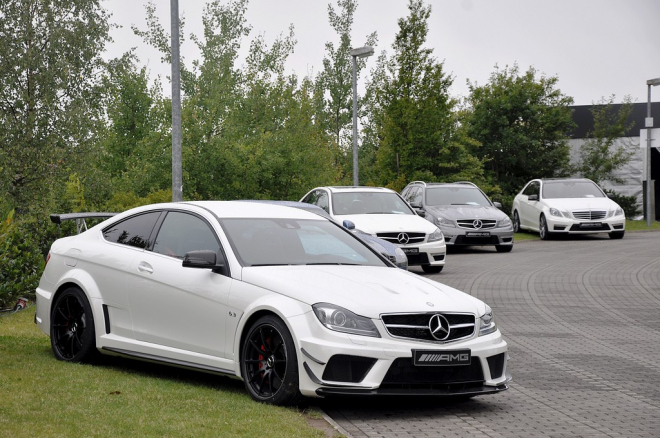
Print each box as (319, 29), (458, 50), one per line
(456, 219), (497, 229)
(381, 313), (475, 343)
(572, 210), (607, 220)
(381, 358), (484, 386)
(376, 232), (426, 244)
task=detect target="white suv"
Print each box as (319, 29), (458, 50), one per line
(300, 186), (447, 273)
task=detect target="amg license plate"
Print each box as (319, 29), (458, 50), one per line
(402, 247), (419, 255)
(412, 349), (471, 366)
(579, 222), (602, 228)
(466, 231), (490, 237)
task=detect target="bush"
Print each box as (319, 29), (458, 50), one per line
(604, 189), (640, 219)
(0, 211), (46, 308)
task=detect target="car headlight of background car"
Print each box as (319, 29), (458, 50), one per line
(607, 207), (624, 218)
(479, 304), (497, 336)
(313, 303), (381, 337)
(435, 216), (455, 227)
(427, 228), (444, 242)
(549, 207), (570, 218)
(497, 216), (512, 228)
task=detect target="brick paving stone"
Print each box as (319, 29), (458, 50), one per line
(319, 231), (660, 437)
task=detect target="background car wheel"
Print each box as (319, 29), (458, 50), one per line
(50, 287), (98, 363)
(241, 315), (302, 406)
(539, 215), (553, 240)
(495, 245), (513, 253)
(609, 231), (625, 239)
(512, 211), (521, 233)
(421, 265), (443, 274)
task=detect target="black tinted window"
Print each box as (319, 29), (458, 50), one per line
(153, 211), (220, 259)
(103, 212), (161, 249)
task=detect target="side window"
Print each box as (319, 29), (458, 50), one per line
(316, 191), (329, 213)
(103, 212), (161, 249)
(401, 187), (410, 201)
(523, 182), (539, 197)
(301, 191), (318, 205)
(152, 211), (220, 259)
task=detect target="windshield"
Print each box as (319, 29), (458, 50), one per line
(332, 192), (414, 215)
(220, 218), (387, 267)
(542, 181), (605, 199)
(425, 187), (491, 206)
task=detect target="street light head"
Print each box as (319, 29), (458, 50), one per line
(647, 78), (660, 87)
(350, 46), (375, 59)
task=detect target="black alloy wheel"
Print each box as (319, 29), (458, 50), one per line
(241, 316), (301, 405)
(50, 287), (97, 362)
(512, 211), (521, 233)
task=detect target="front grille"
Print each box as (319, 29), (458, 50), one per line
(486, 353), (506, 379)
(381, 358), (484, 385)
(322, 355), (376, 383)
(569, 223), (610, 231)
(456, 219), (497, 229)
(381, 313), (475, 343)
(572, 210), (607, 220)
(376, 232), (426, 244)
(453, 235), (500, 245)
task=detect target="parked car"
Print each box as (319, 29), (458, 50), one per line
(401, 181), (514, 253)
(300, 186), (447, 273)
(511, 178), (626, 239)
(36, 202), (509, 405)
(239, 200), (408, 270)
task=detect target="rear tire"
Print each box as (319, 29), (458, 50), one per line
(50, 287), (98, 363)
(495, 245), (513, 253)
(241, 315), (302, 406)
(609, 231), (625, 239)
(421, 265), (443, 274)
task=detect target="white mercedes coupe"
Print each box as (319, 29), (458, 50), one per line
(36, 201), (509, 405)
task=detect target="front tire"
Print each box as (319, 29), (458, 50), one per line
(50, 287), (98, 363)
(539, 215), (552, 240)
(609, 231), (625, 239)
(241, 315), (302, 405)
(512, 211), (521, 233)
(495, 245), (513, 253)
(421, 265), (443, 274)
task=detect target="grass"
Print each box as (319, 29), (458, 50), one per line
(512, 219), (660, 242)
(0, 308), (324, 437)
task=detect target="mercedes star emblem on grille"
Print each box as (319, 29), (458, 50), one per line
(472, 219), (483, 229)
(429, 314), (451, 341)
(397, 233), (410, 244)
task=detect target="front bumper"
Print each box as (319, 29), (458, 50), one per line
(290, 312), (510, 398)
(440, 226), (514, 246)
(546, 215), (625, 234)
(398, 240), (446, 266)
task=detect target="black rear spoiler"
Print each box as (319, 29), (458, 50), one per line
(50, 212), (117, 234)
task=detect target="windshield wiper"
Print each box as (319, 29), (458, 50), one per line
(250, 263), (300, 267)
(305, 262), (361, 266)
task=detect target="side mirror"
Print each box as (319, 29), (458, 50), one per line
(342, 220), (356, 230)
(416, 210), (426, 218)
(493, 201), (502, 209)
(182, 250), (227, 275)
(409, 201), (422, 209)
(528, 194), (538, 201)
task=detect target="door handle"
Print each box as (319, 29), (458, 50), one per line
(137, 262), (153, 274)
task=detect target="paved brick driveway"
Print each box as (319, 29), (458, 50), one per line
(320, 231), (660, 437)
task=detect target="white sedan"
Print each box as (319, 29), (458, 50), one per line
(512, 178), (626, 240)
(36, 201), (509, 405)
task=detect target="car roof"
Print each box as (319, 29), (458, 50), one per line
(406, 181), (480, 189)
(317, 186), (396, 194)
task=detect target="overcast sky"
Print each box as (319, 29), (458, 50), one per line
(105, 0), (660, 106)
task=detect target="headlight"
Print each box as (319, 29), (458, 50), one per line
(427, 227), (444, 242)
(614, 207), (623, 217)
(497, 216), (512, 228)
(312, 303), (380, 337)
(435, 216), (455, 227)
(479, 304), (497, 336)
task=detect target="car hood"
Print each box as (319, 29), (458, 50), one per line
(542, 197), (619, 210)
(337, 214), (436, 234)
(426, 205), (507, 220)
(240, 266), (485, 317)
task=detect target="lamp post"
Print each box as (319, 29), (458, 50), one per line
(646, 78), (660, 226)
(171, 0), (182, 202)
(350, 46), (374, 186)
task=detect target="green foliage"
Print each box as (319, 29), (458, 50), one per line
(465, 64), (575, 196)
(0, 0), (111, 207)
(575, 96), (635, 185)
(0, 211), (47, 307)
(604, 189), (640, 219)
(367, 0), (484, 187)
(104, 189), (173, 213)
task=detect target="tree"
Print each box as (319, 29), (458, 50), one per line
(367, 0), (483, 189)
(575, 95), (635, 185)
(0, 0), (110, 209)
(465, 64), (575, 195)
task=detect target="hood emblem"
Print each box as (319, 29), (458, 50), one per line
(429, 314), (450, 341)
(472, 219), (483, 229)
(397, 233), (410, 244)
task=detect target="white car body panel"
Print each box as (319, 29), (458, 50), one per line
(36, 201), (508, 402)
